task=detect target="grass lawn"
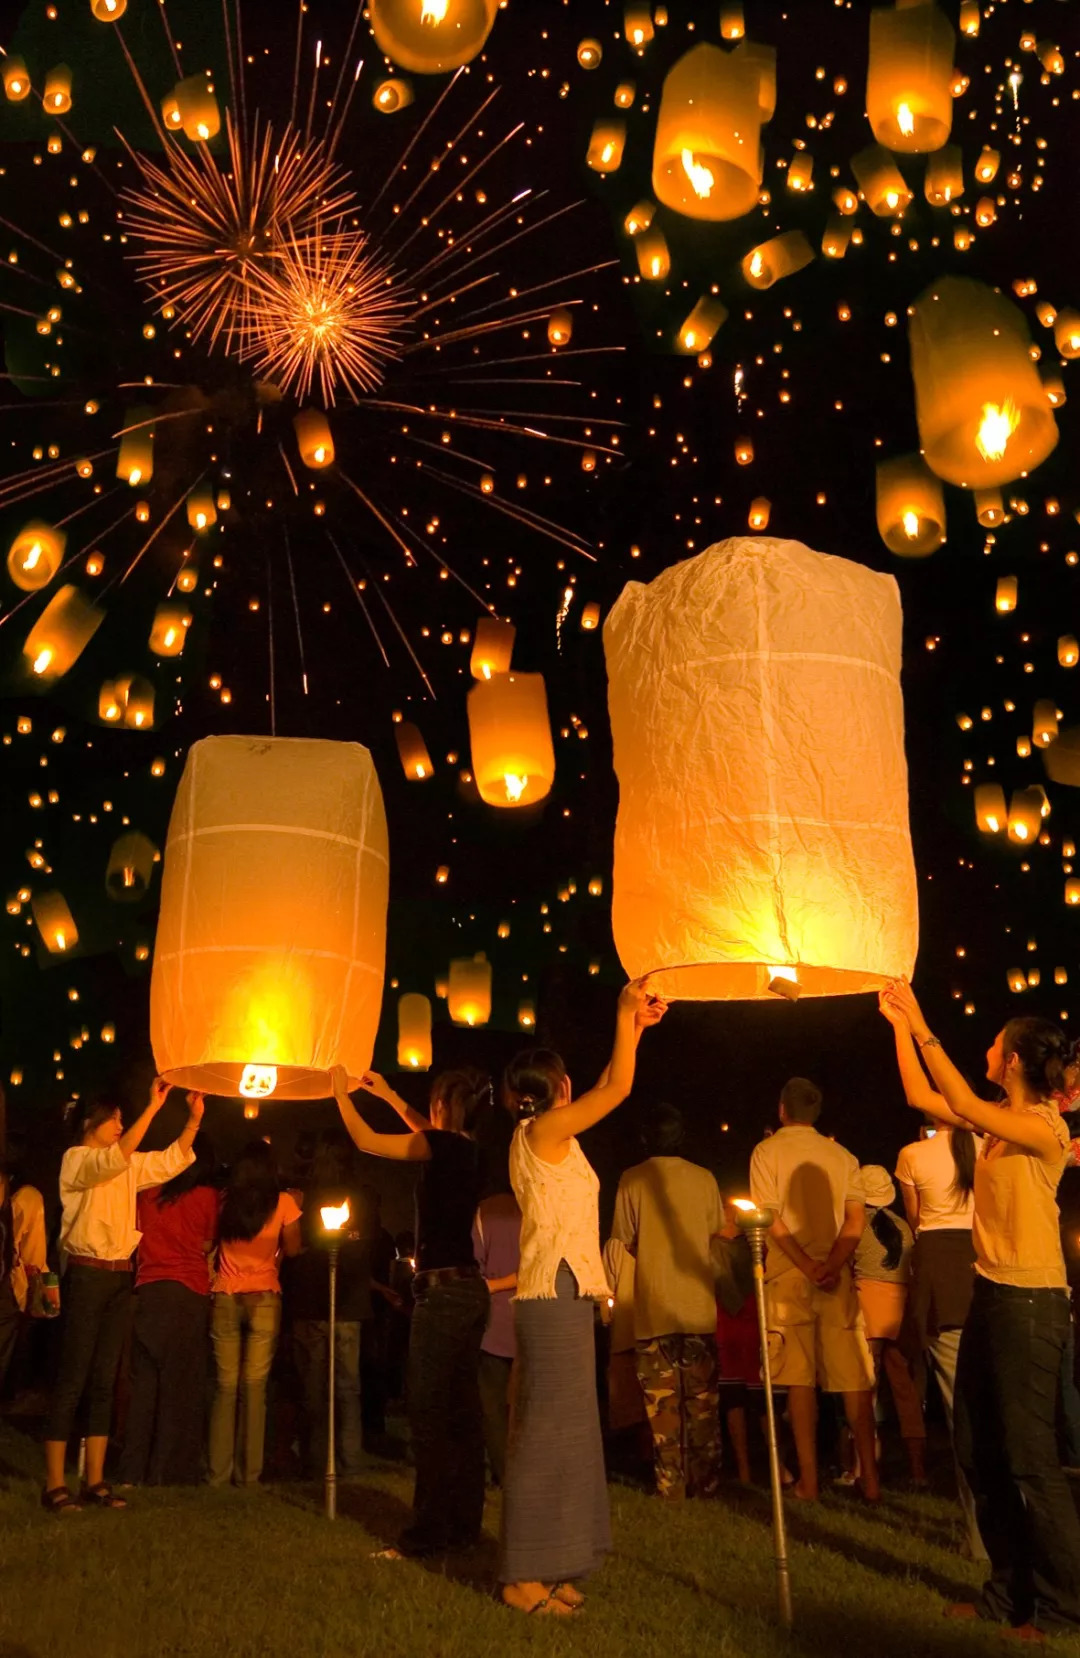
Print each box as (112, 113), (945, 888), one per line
(1, 1422), (1078, 1658)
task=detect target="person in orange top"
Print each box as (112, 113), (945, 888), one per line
(881, 982), (1080, 1637)
(208, 1140), (301, 1487)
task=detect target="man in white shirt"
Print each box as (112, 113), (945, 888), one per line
(749, 1077), (877, 1501)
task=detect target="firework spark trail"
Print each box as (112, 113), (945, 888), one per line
(420, 463), (597, 561)
(391, 113), (523, 264)
(56, 481), (126, 527)
(364, 68), (466, 219)
(440, 345), (626, 377)
(267, 542), (277, 733)
(338, 470), (418, 569)
(221, 0), (240, 128)
(0, 494), (133, 630)
(362, 396), (622, 463)
(371, 498), (498, 616)
(111, 489), (192, 591)
(282, 525), (309, 695)
(324, 527), (390, 669)
(323, 2), (365, 149)
(325, 54), (365, 165)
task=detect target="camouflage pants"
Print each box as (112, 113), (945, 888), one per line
(635, 1333), (720, 1500)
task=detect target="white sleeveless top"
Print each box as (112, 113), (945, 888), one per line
(509, 1120), (609, 1300)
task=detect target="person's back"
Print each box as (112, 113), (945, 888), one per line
(611, 1155), (721, 1340)
(136, 1181), (219, 1294)
(750, 1117), (862, 1278)
(895, 1128), (978, 1233)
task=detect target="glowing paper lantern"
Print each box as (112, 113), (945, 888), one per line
(587, 121), (626, 174)
(7, 521), (66, 592)
(294, 409), (334, 468)
(151, 736), (389, 1099)
(908, 278), (1058, 487)
(959, 2), (980, 36)
(369, 0), (498, 74)
(32, 891), (77, 955)
(44, 65), (73, 115)
(470, 617), (515, 679)
(748, 498), (771, 530)
(720, 3), (745, 41)
(4, 58), (30, 101)
(851, 145), (912, 215)
(603, 536), (918, 999)
(677, 295), (728, 353)
(577, 39), (602, 69)
(924, 145), (963, 205)
(1046, 731), (1080, 789)
(123, 676), (155, 729)
(1054, 310), (1080, 361)
(1058, 636), (1078, 669)
(974, 489), (1004, 527)
(518, 1000), (536, 1030)
(149, 603), (192, 658)
(635, 229), (670, 281)
(624, 200), (655, 235)
(822, 218), (851, 259)
(1008, 789), (1043, 846)
(974, 784), (1006, 834)
(23, 586), (103, 681)
(397, 993), (432, 1070)
(106, 832), (157, 901)
(652, 43), (769, 223)
(866, 2), (954, 153)
(741, 230), (814, 290)
(581, 602), (601, 631)
(99, 681), (122, 723)
(875, 455), (945, 556)
(995, 576), (1017, 612)
(467, 672), (555, 808)
(91, 0), (127, 18)
(974, 146), (1000, 183)
(448, 954), (492, 1027)
(177, 566), (198, 593)
(116, 409), (154, 486)
(395, 721), (434, 780)
(172, 74), (221, 142)
(1033, 701), (1059, 748)
(547, 308), (573, 347)
(624, 5), (654, 50)
(186, 486), (217, 531)
(787, 152), (813, 193)
(373, 78), (413, 113)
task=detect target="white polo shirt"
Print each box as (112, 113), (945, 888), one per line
(749, 1124), (864, 1280)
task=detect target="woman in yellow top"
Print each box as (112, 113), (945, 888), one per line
(880, 981), (1080, 1637)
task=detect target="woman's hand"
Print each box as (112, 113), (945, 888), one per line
(329, 1064), (351, 1100)
(148, 1076), (170, 1112)
(884, 979), (931, 1043)
(185, 1091), (205, 1123)
(636, 992), (669, 1032)
(359, 1070), (390, 1100)
(618, 977), (658, 1021)
(877, 987), (908, 1030)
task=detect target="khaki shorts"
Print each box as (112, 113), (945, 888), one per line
(765, 1265), (873, 1393)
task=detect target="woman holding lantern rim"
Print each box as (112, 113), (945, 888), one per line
(879, 979), (1080, 1636)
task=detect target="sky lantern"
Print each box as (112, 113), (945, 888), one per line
(587, 120), (626, 173)
(547, 308), (573, 347)
(974, 783), (1006, 834)
(369, 0), (498, 73)
(635, 228), (670, 281)
(122, 675), (155, 728)
(22, 585), (103, 681)
(293, 409), (334, 468)
(652, 43), (770, 223)
(822, 218), (852, 260)
(909, 278), (1059, 488)
(974, 488), (1004, 527)
(448, 954), (492, 1027)
(106, 831), (157, 901)
(865, 2), (955, 153)
(43, 65), (73, 115)
(974, 145), (1000, 183)
(741, 230), (814, 290)
(851, 145), (912, 215)
(924, 145), (963, 206)
(995, 576), (1017, 612)
(720, 2), (745, 41)
(1007, 788), (1044, 846)
(1058, 636), (1079, 669)
(604, 537), (918, 999)
(7, 521), (66, 592)
(470, 616), (515, 679)
(1045, 730), (1080, 789)
(3, 57), (30, 101)
(395, 721), (434, 780)
(32, 891), (78, 955)
(373, 77), (413, 113)
(467, 672), (555, 808)
(677, 294), (728, 354)
(149, 603), (193, 658)
(397, 992), (433, 1070)
(1054, 309), (1080, 360)
(1033, 700), (1059, 748)
(875, 455), (946, 556)
(91, 0), (127, 17)
(116, 408), (154, 486)
(186, 485), (217, 531)
(171, 74), (221, 142)
(624, 5), (654, 50)
(151, 736), (389, 1100)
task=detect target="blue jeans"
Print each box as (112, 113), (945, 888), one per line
(209, 1292), (281, 1486)
(292, 1319), (364, 1478)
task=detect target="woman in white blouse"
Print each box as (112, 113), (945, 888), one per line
(42, 1079), (202, 1515)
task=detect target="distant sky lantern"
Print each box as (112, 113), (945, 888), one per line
(373, 77), (413, 114)
(32, 891), (78, 955)
(741, 229), (814, 290)
(677, 294), (728, 354)
(747, 498), (771, 530)
(1068, 881), (1080, 908)
(176, 565), (199, 594)
(995, 576), (1018, 613)
(123, 676), (155, 729)
(172, 74), (221, 142)
(580, 601), (601, 631)
(1041, 370), (1066, 410)
(735, 438), (754, 465)
(3, 57), (30, 101)
(397, 993), (432, 1070)
(395, 720), (434, 780)
(448, 954), (492, 1027)
(470, 616), (515, 679)
(1008, 788), (1044, 845)
(1054, 309), (1080, 361)
(517, 1000), (536, 1030)
(635, 228), (670, 281)
(22, 585), (103, 681)
(577, 39), (602, 69)
(186, 485), (217, 532)
(604, 537), (918, 999)
(866, 1), (954, 153)
(149, 603), (192, 658)
(1008, 967), (1027, 993)
(787, 153), (813, 193)
(833, 185), (859, 216)
(151, 736), (389, 1099)
(586, 120), (626, 174)
(974, 196), (996, 228)
(821, 217), (851, 259)
(875, 455), (946, 556)
(974, 783), (1006, 833)
(1033, 701), (1059, 749)
(368, 0), (498, 73)
(468, 672), (556, 808)
(720, 2), (745, 41)
(614, 82), (636, 109)
(909, 277), (1058, 487)
(547, 308), (573, 347)
(44, 65), (73, 115)
(160, 92), (182, 130)
(7, 521), (65, 592)
(959, 1), (980, 36)
(974, 146), (1000, 183)
(99, 681), (122, 722)
(106, 831), (157, 902)
(974, 488), (1004, 527)
(624, 4), (654, 50)
(652, 43), (770, 223)
(924, 145), (964, 206)
(116, 407), (154, 486)
(293, 409), (334, 468)
(851, 145), (912, 215)
(1059, 636), (1079, 669)
(91, 0), (127, 17)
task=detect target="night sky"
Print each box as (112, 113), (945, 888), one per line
(1, 0), (1079, 1236)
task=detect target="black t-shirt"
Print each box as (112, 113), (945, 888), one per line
(414, 1132), (483, 1273)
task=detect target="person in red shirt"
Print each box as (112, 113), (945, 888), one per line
(118, 1132), (220, 1486)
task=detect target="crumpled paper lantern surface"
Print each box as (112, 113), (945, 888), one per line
(604, 536), (918, 999)
(151, 736), (389, 1098)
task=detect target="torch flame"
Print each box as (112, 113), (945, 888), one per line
(239, 1063), (278, 1098)
(976, 399), (1020, 463)
(681, 149), (714, 199)
(320, 1200), (350, 1231)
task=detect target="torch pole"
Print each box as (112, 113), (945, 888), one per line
(747, 1222), (793, 1630)
(325, 1241), (339, 1521)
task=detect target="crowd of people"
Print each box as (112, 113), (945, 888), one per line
(3, 977), (1080, 1636)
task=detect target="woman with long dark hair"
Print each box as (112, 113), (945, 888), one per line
(851, 1165), (924, 1486)
(118, 1131), (219, 1486)
(881, 983), (1080, 1635)
(498, 979), (664, 1617)
(330, 1064), (492, 1558)
(42, 1080), (202, 1515)
(208, 1140), (301, 1487)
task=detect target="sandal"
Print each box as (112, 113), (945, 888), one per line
(501, 1587), (574, 1617)
(79, 1482), (127, 1509)
(41, 1485), (81, 1515)
(552, 1582), (585, 1610)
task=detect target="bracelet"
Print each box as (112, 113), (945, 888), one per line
(916, 1034), (942, 1052)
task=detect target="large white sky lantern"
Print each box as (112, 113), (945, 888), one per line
(604, 537), (918, 1001)
(151, 736), (389, 1099)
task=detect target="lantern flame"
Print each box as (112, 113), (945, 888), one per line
(976, 400), (1020, 462)
(749, 250), (764, 280)
(320, 1199), (350, 1231)
(503, 773), (528, 802)
(32, 649), (53, 676)
(896, 102), (915, 137)
(901, 509), (920, 540)
(239, 1063), (278, 1098)
(54, 930), (67, 951)
(421, 0), (449, 22)
(681, 149), (714, 200)
(23, 541), (42, 571)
